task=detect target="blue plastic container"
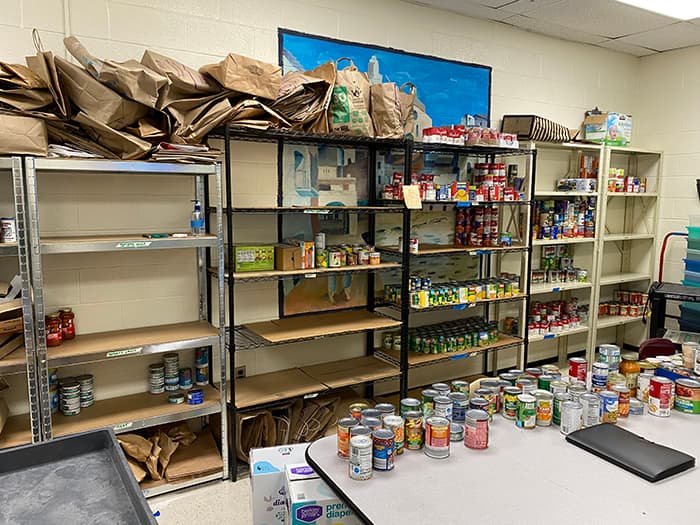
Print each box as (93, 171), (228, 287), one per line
(685, 259), (700, 273)
(687, 248), (700, 262)
(684, 269), (700, 285)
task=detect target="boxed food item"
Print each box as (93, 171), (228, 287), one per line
(583, 111), (632, 146)
(250, 444), (310, 525)
(287, 240), (315, 270)
(285, 463), (360, 525)
(275, 244), (303, 271)
(234, 245), (275, 273)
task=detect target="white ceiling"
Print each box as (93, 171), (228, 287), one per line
(407, 0), (700, 56)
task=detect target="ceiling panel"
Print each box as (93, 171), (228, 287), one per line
(618, 22), (700, 51)
(597, 38), (657, 57)
(504, 14), (609, 45)
(522, 0), (675, 38)
(496, 0), (568, 15)
(407, 0), (513, 20)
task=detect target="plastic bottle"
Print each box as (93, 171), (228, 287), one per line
(190, 199), (204, 236)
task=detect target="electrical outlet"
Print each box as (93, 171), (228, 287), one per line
(235, 366), (246, 379)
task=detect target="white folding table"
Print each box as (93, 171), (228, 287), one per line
(306, 411), (699, 525)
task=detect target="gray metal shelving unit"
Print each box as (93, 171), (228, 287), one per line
(21, 157), (228, 496)
(0, 157), (41, 450)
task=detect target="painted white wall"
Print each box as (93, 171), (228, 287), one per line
(0, 0), (645, 414)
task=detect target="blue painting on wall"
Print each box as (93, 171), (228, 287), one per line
(279, 29), (492, 129)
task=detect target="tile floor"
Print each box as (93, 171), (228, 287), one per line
(150, 478), (252, 524)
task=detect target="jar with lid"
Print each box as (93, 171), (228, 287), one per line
(58, 307), (76, 340)
(620, 353), (640, 397)
(46, 313), (63, 347)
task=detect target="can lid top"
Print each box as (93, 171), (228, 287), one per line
(400, 397), (421, 405)
(372, 428), (395, 439)
(426, 416), (450, 425)
(465, 409), (489, 420)
(676, 378), (700, 387)
(350, 435), (372, 446)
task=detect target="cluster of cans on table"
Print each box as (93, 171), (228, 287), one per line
(52, 372), (94, 416)
(148, 348), (208, 403)
(532, 197), (596, 240)
(381, 318), (500, 356)
(528, 299), (588, 337)
(385, 274), (521, 311)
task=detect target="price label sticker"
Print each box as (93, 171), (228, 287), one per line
(303, 393), (319, 399)
(544, 334), (555, 340)
(552, 287), (560, 292)
(303, 209), (331, 215)
(116, 241), (152, 249)
(453, 304), (467, 311)
(114, 422), (133, 432)
(106, 347), (142, 358)
(456, 201), (471, 208)
(304, 273), (317, 279)
(450, 354), (468, 361)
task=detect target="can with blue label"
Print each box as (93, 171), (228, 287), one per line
(195, 365), (208, 385)
(449, 392), (468, 423)
(372, 429), (395, 471)
(195, 348), (208, 367)
(179, 367), (193, 390)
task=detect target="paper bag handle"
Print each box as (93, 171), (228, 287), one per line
(32, 28), (45, 53)
(336, 57), (357, 71)
(399, 82), (417, 94)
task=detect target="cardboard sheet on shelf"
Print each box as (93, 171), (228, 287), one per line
(46, 321), (217, 362)
(244, 310), (401, 343)
(165, 430), (223, 482)
(234, 368), (327, 409)
(0, 335), (23, 362)
(0, 413), (32, 449)
(374, 373), (488, 407)
(301, 356), (400, 389)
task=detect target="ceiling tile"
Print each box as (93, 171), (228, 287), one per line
(503, 14), (609, 45)
(523, 0), (675, 38)
(596, 38), (657, 56)
(406, 0), (520, 21)
(617, 22), (700, 51)
(495, 0), (567, 14)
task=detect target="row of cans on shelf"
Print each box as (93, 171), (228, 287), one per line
(149, 349), (208, 395)
(531, 268), (588, 285)
(53, 374), (94, 416)
(381, 318), (501, 355)
(607, 168), (647, 193)
(533, 198), (596, 240)
(598, 302), (644, 318)
(454, 206), (511, 248)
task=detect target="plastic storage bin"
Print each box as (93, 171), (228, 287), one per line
(687, 249), (700, 262)
(685, 259), (700, 273)
(687, 226), (700, 240)
(683, 269), (700, 286)
(680, 303), (700, 325)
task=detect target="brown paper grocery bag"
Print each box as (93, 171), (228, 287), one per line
(55, 56), (150, 130)
(200, 53), (281, 100)
(329, 58), (373, 136)
(24, 30), (70, 118)
(0, 113), (48, 155)
(0, 62), (47, 89)
(398, 82), (417, 139)
(74, 111), (152, 159)
(0, 88), (53, 111)
(371, 82), (403, 139)
(64, 36), (168, 109)
(141, 50), (220, 109)
(47, 120), (119, 159)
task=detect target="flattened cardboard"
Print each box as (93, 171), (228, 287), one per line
(0, 335), (23, 362)
(0, 113), (47, 155)
(165, 430), (223, 482)
(235, 368), (326, 409)
(300, 356), (399, 389)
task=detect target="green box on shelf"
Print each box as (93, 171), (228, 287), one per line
(233, 245), (275, 272)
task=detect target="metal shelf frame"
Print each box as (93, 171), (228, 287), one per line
(20, 157), (229, 491)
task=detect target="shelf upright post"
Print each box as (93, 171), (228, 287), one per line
(365, 144), (378, 399)
(399, 140), (413, 398)
(12, 157), (42, 443)
(522, 149), (536, 369)
(224, 124), (238, 480)
(482, 154), (495, 375)
(22, 157), (52, 441)
(276, 138), (285, 320)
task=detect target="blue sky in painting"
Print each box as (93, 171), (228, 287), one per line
(281, 32), (491, 127)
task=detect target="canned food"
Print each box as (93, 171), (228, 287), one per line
(580, 393), (600, 427)
(422, 389), (439, 417)
(432, 383), (451, 395)
(383, 415), (405, 454)
(525, 367), (542, 378)
(612, 385), (631, 417)
(433, 395), (453, 420)
(516, 377), (536, 395)
(607, 372), (627, 390)
(550, 380), (568, 396)
(450, 423), (464, 442)
(600, 390), (619, 424)
(451, 380), (470, 394)
(535, 390), (553, 426)
(350, 425), (372, 438)
(538, 374), (554, 392)
(375, 403), (395, 418)
(516, 394), (536, 429)
(569, 357), (587, 382)
(0, 217), (17, 243)
(337, 417), (358, 458)
(350, 402), (370, 420)
(568, 382), (587, 402)
(499, 372), (518, 386)
(424, 416), (451, 458)
(629, 398), (644, 415)
(363, 417), (382, 431)
(400, 397), (421, 416)
(553, 392), (573, 426)
(361, 408), (381, 422)
(469, 397), (489, 415)
(637, 372), (653, 402)
(349, 435), (373, 480)
(560, 401), (583, 435)
(649, 376), (673, 417)
(591, 362), (610, 393)
(599, 344), (621, 372)
(372, 429), (395, 470)
(464, 409), (489, 449)
(404, 411), (424, 450)
(675, 378), (700, 414)
(195, 365), (208, 386)
(449, 392), (468, 423)
(168, 393), (185, 404)
(474, 388), (496, 418)
(503, 386), (521, 420)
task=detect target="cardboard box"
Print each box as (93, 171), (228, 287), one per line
(284, 464), (360, 525)
(234, 245), (275, 273)
(583, 111), (632, 146)
(286, 240), (315, 270)
(250, 444), (310, 525)
(276, 244), (303, 271)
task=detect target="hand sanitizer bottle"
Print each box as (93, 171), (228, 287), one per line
(190, 199), (204, 236)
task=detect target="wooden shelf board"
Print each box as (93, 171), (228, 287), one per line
(534, 191), (597, 197)
(532, 238), (595, 246)
(596, 315), (645, 329)
(52, 384), (221, 437)
(0, 346), (26, 373)
(530, 282), (592, 295)
(46, 321), (219, 367)
(607, 193), (657, 197)
(377, 335), (523, 367)
(604, 234), (655, 242)
(300, 356), (400, 389)
(599, 273), (651, 286)
(244, 311), (401, 344)
(378, 244), (527, 255)
(0, 414), (33, 449)
(529, 325), (589, 342)
(234, 368), (327, 409)
(229, 262), (401, 280)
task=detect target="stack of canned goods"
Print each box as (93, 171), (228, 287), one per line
(314, 241), (380, 268)
(179, 367), (193, 390)
(149, 363), (165, 394)
(48, 368), (59, 414)
(454, 204), (502, 248)
(532, 197), (596, 240)
(195, 348), (209, 385)
(531, 245), (588, 285)
(598, 290), (647, 319)
(59, 378), (81, 416)
(528, 299), (586, 338)
(77, 374), (94, 408)
(163, 354), (180, 392)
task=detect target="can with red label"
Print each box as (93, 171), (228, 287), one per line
(372, 429), (395, 470)
(649, 376), (673, 417)
(612, 385), (631, 417)
(382, 415), (405, 455)
(464, 409), (489, 449)
(569, 357), (587, 382)
(424, 416), (450, 458)
(337, 417), (358, 458)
